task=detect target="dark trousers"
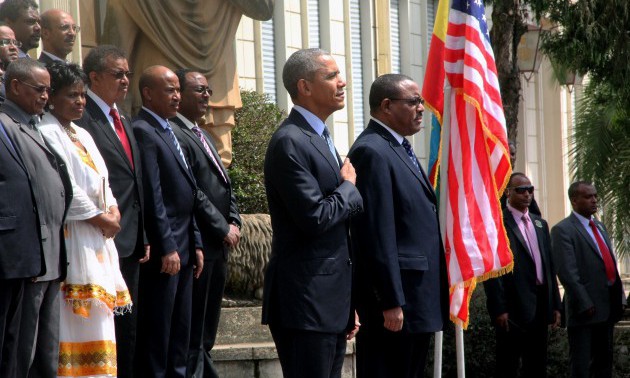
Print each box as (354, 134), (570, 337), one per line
(137, 262), (193, 378)
(0, 279), (24, 377)
(356, 323), (432, 378)
(494, 286), (549, 378)
(16, 279), (61, 378)
(187, 257), (227, 378)
(116, 255), (140, 378)
(567, 322), (614, 378)
(270, 325), (347, 378)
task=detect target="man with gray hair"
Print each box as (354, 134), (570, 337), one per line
(0, 58), (72, 377)
(262, 48), (363, 378)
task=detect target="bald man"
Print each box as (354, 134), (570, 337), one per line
(133, 65), (203, 378)
(38, 9), (78, 65)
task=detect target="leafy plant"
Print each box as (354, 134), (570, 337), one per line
(230, 90), (285, 214)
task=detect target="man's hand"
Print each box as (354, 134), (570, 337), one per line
(223, 224), (241, 247)
(383, 306), (403, 332)
(161, 251), (180, 275)
(139, 244), (150, 263)
(551, 310), (561, 329)
(193, 249), (204, 279)
(340, 158), (357, 185)
(495, 313), (509, 331)
(347, 311), (361, 340)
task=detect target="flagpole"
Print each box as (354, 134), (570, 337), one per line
(433, 331), (442, 378)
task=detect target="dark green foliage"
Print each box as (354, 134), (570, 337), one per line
(230, 90), (285, 214)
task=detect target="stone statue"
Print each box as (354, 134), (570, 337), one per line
(102, 0), (274, 166)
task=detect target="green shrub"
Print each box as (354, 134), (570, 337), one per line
(230, 90), (285, 214)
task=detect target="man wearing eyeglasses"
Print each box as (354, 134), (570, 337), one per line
(0, 26), (21, 102)
(73, 45), (146, 378)
(38, 9), (78, 65)
(348, 74), (448, 377)
(171, 69), (241, 378)
(484, 172), (561, 377)
(0, 0), (41, 58)
(551, 181), (626, 378)
(0, 58), (72, 377)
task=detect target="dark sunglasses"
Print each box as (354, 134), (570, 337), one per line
(104, 69), (133, 80)
(510, 185), (534, 194)
(389, 96), (425, 107)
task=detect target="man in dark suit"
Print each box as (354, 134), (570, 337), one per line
(0, 73), (41, 378)
(37, 9), (78, 65)
(171, 68), (241, 378)
(551, 181), (626, 378)
(262, 48), (363, 378)
(0, 25), (20, 102)
(0, 58), (72, 377)
(133, 65), (203, 378)
(484, 172), (561, 377)
(0, 0), (41, 58)
(74, 45), (146, 378)
(348, 74), (448, 377)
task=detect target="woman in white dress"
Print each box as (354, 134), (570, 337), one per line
(39, 62), (131, 377)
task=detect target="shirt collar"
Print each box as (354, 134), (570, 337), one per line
(294, 105), (326, 136)
(506, 203), (529, 221)
(371, 116), (404, 144)
(142, 106), (170, 130)
(87, 89), (116, 119)
(174, 113), (196, 130)
(572, 211), (592, 227)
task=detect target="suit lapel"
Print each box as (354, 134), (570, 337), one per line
(86, 97), (134, 170)
(0, 118), (28, 172)
(569, 214), (603, 260)
(141, 110), (194, 184)
(290, 110), (342, 183)
(504, 209), (530, 255)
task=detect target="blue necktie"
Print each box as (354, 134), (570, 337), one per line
(322, 127), (339, 167)
(165, 121), (188, 169)
(401, 138), (420, 172)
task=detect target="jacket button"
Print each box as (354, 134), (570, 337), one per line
(347, 258), (352, 266)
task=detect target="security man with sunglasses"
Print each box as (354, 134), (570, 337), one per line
(484, 172), (561, 378)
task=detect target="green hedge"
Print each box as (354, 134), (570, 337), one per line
(230, 90), (285, 214)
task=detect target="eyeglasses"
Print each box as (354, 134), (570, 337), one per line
(509, 185), (535, 194)
(389, 96), (425, 107)
(191, 86), (212, 96)
(18, 80), (51, 94)
(58, 24), (80, 33)
(104, 69), (133, 80)
(0, 39), (22, 48)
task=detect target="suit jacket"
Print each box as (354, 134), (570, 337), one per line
(551, 214), (626, 327)
(133, 109), (200, 267)
(0, 104), (72, 281)
(75, 95), (145, 259)
(484, 207), (561, 326)
(37, 52), (58, 67)
(171, 114), (240, 260)
(261, 109), (363, 333)
(0, 120), (41, 279)
(348, 120), (449, 333)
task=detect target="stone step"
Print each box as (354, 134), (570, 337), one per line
(215, 306), (272, 346)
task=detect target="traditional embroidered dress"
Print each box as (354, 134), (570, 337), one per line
(39, 113), (131, 377)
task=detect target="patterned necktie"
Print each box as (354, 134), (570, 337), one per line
(165, 121), (188, 169)
(521, 215), (544, 284)
(191, 126), (227, 183)
(401, 138), (420, 172)
(588, 220), (617, 284)
(109, 108), (134, 168)
(322, 127), (339, 167)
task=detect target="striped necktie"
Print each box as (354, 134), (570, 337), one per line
(322, 127), (339, 166)
(165, 121), (188, 169)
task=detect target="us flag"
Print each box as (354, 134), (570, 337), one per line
(423, 0), (513, 328)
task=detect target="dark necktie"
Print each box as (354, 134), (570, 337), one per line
(109, 108), (134, 169)
(165, 121), (188, 169)
(401, 138), (420, 172)
(588, 220), (617, 284)
(191, 126), (227, 183)
(322, 127), (339, 167)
